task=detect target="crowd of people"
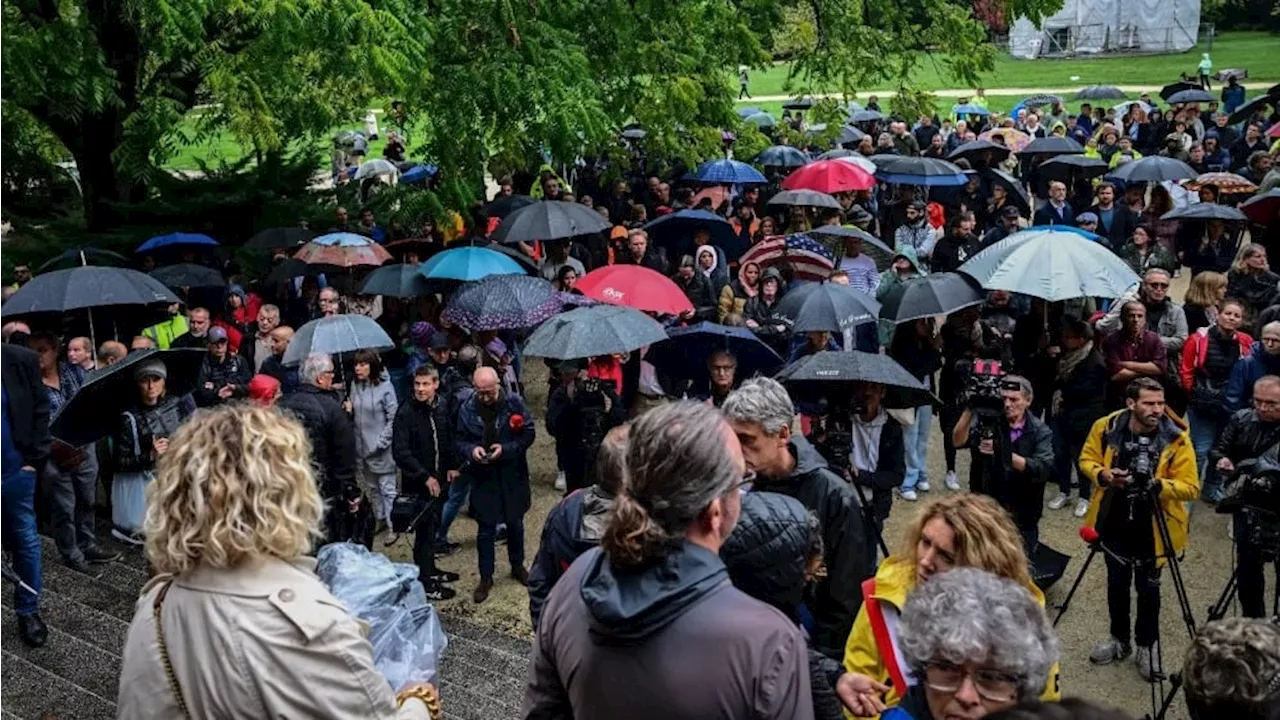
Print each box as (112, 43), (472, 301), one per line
(2, 83), (1279, 720)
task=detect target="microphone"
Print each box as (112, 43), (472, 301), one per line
(1079, 526), (1100, 545)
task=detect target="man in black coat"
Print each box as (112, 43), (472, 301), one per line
(276, 352), (360, 545)
(619, 228), (669, 275)
(1091, 182), (1140, 248)
(1, 343), (52, 646)
(546, 364), (626, 495)
(193, 326), (251, 407)
(392, 365), (460, 601)
(1032, 180), (1076, 226)
(528, 424), (628, 628)
(952, 373), (1055, 554)
(723, 377), (872, 660)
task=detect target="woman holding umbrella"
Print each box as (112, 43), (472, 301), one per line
(112, 359), (192, 545)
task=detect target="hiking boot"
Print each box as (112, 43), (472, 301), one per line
(63, 556), (100, 578)
(511, 566), (530, 586)
(429, 570), (460, 584)
(1089, 637), (1132, 665)
(84, 546), (122, 564)
(1135, 645), (1162, 681)
(424, 583), (458, 602)
(1047, 492), (1069, 510)
(473, 579), (494, 604)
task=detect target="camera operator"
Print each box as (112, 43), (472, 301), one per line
(952, 374), (1054, 555)
(833, 381), (904, 551)
(547, 362), (626, 495)
(1079, 378), (1199, 679)
(1208, 374), (1280, 618)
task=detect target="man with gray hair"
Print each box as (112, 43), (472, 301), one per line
(1097, 268), (1188, 359)
(952, 373), (1054, 554)
(722, 376), (871, 659)
(276, 352), (359, 545)
(525, 401), (813, 718)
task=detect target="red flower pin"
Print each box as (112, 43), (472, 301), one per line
(509, 414), (526, 431)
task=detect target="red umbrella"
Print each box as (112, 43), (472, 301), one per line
(781, 160), (875, 194)
(1268, 124), (1280, 140)
(577, 265), (694, 315)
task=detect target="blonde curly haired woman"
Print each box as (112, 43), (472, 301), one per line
(116, 404), (437, 719)
(837, 493), (1060, 719)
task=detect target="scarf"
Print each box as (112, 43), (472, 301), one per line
(1052, 340), (1094, 416)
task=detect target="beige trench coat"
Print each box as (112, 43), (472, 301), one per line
(116, 555), (429, 720)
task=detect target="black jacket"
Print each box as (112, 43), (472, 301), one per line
(673, 271), (717, 322)
(721, 491), (844, 720)
(547, 381), (625, 464)
(260, 355), (300, 395)
(930, 232), (986, 274)
(1053, 350), (1108, 438)
(392, 395), (455, 485)
(115, 395), (191, 474)
(1032, 201), (1075, 227)
(277, 385), (357, 497)
(965, 412), (1055, 531)
(169, 332), (209, 350)
(754, 435), (871, 659)
(1209, 408), (1280, 470)
(620, 247), (669, 275)
(1093, 204), (1140, 248)
(527, 486), (616, 629)
(1, 344), (51, 469)
(194, 352), (252, 407)
(1227, 269), (1280, 317)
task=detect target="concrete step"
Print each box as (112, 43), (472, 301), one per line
(1, 650), (116, 720)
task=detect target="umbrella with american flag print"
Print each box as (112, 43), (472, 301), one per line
(737, 233), (836, 283)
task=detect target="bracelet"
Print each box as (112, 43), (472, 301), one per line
(396, 683), (442, 719)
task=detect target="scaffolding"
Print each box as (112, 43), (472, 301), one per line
(1008, 0), (1202, 58)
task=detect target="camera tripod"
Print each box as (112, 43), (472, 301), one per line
(1052, 485), (1198, 720)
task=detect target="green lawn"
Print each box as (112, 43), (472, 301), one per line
(745, 30), (1280, 98)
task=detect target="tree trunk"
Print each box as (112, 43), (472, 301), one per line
(62, 114), (145, 231)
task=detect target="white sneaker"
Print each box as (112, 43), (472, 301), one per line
(900, 488), (919, 501)
(917, 480), (931, 492)
(1048, 492), (1069, 510)
(1135, 646), (1161, 681)
(1074, 499), (1091, 518)
(554, 471), (566, 491)
(944, 471), (960, 491)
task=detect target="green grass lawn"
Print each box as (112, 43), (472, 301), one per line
(746, 30), (1280, 98)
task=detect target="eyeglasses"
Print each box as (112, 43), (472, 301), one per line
(710, 364), (736, 374)
(920, 662), (1021, 703)
(1262, 337), (1280, 346)
(1145, 282), (1170, 289)
(735, 469), (757, 492)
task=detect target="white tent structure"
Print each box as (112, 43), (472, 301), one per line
(1008, 0), (1201, 59)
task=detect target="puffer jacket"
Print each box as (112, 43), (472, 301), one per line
(1178, 326), (1252, 403)
(276, 385), (357, 497)
(1226, 341), (1280, 412)
(718, 277), (756, 322)
(722, 491), (843, 720)
(841, 558), (1060, 720)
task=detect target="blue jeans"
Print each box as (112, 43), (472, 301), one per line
(477, 517), (525, 580)
(2, 469), (42, 616)
(1187, 408), (1222, 499)
(436, 474), (471, 544)
(902, 404), (933, 490)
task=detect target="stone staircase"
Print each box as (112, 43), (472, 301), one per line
(1, 530), (529, 719)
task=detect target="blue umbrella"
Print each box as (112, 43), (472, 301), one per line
(442, 274), (562, 330)
(952, 103), (990, 116)
(958, 228), (1140, 301)
(524, 305), (667, 360)
(754, 145), (810, 168)
(136, 232), (219, 254)
(692, 159), (767, 184)
(419, 246), (525, 282)
(400, 164), (439, 184)
(646, 322), (783, 381)
(643, 209), (736, 255)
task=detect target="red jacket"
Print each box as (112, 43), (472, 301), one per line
(1179, 327), (1252, 391)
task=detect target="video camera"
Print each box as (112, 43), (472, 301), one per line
(1123, 435), (1161, 494)
(957, 359), (1020, 440)
(1220, 457), (1280, 560)
(812, 395), (865, 475)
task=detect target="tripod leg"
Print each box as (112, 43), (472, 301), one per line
(850, 482), (891, 560)
(1053, 545), (1100, 627)
(1149, 495), (1199, 639)
(1206, 570), (1237, 622)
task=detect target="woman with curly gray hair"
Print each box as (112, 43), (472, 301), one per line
(849, 567), (1059, 720)
(1182, 617), (1280, 720)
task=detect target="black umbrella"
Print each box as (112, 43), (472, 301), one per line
(359, 263), (433, 298)
(1021, 93), (1062, 108)
(490, 201), (611, 245)
(51, 349), (205, 446)
(1160, 81), (1202, 101)
(873, 156), (968, 186)
(523, 304), (667, 360)
(767, 189), (842, 210)
(1167, 88), (1214, 105)
(1106, 156), (1198, 184)
(36, 247), (129, 273)
(754, 145), (810, 168)
(981, 169), (1031, 216)
(4, 266), (177, 315)
(848, 109), (885, 123)
(646, 322), (783, 380)
(1073, 85), (1128, 100)
(149, 263), (226, 289)
(246, 227), (315, 251)
(484, 194), (537, 219)
(263, 257), (324, 285)
(1018, 136), (1084, 157)
(1037, 155), (1110, 182)
(1228, 94), (1278, 125)
(878, 273), (984, 323)
(787, 283), (880, 334)
(834, 125), (866, 146)
(947, 139), (1011, 166)
(1160, 203), (1248, 222)
(782, 96), (814, 110)
(777, 350), (937, 409)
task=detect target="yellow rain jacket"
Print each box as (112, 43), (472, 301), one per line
(841, 557), (1061, 719)
(1078, 407), (1199, 564)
